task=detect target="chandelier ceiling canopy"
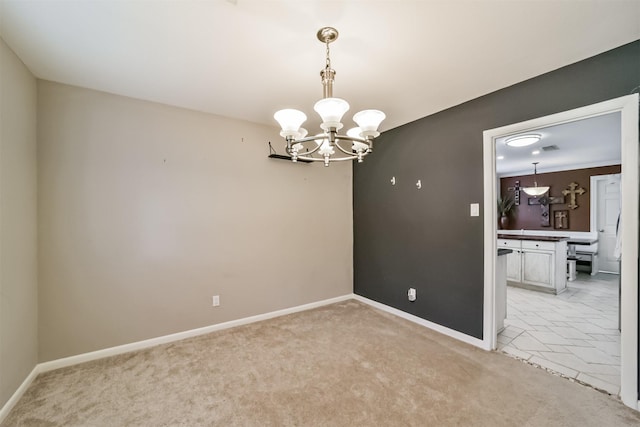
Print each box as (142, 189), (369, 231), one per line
(273, 27), (386, 166)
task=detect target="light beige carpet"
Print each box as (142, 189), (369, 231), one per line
(3, 300), (640, 426)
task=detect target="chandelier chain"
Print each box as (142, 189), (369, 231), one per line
(325, 40), (331, 71)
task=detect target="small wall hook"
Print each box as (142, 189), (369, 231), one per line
(416, 179), (422, 189)
(390, 176), (396, 186)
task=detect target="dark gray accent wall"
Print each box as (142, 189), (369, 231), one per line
(354, 40), (640, 341)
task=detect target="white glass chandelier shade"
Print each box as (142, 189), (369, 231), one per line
(347, 127), (361, 138)
(522, 186), (549, 196)
(522, 162), (549, 196)
(274, 109), (307, 138)
(353, 110), (386, 137)
(505, 134), (541, 147)
(314, 98), (350, 130)
(347, 128), (369, 151)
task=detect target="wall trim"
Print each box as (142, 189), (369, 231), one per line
(0, 289), (551, 422)
(2, 291), (487, 422)
(1, 295), (350, 421)
(0, 365), (40, 424)
(353, 294), (486, 349)
(39, 293), (486, 376)
(38, 294), (353, 373)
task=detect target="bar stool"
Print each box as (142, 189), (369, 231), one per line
(567, 258), (577, 281)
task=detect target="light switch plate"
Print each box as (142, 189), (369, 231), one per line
(470, 203), (480, 217)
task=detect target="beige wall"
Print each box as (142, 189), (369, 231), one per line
(0, 39), (38, 407)
(37, 81), (353, 362)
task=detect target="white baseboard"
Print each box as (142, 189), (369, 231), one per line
(0, 364), (40, 424)
(0, 294), (352, 422)
(2, 292), (486, 423)
(353, 294), (485, 349)
(38, 293), (485, 375)
(38, 294), (353, 373)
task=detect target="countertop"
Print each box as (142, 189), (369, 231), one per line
(498, 234), (569, 242)
(568, 238), (598, 245)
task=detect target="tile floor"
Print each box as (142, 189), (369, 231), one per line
(498, 272), (621, 395)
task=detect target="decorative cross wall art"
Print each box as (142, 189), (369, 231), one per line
(528, 194), (565, 227)
(562, 182), (586, 210)
(507, 180), (521, 206)
(554, 210), (569, 229)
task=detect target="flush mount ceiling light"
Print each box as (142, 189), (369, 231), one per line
(274, 27), (385, 167)
(505, 134), (541, 147)
(522, 162), (550, 196)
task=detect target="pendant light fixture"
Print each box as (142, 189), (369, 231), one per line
(522, 162), (550, 196)
(273, 27), (386, 166)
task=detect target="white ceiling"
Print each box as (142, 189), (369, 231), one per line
(496, 112), (622, 176)
(1, 1), (639, 137)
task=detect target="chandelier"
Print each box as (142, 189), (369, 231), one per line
(273, 27), (386, 166)
(522, 162), (550, 196)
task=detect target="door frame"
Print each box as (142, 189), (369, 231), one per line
(482, 94), (639, 409)
(591, 173), (622, 273)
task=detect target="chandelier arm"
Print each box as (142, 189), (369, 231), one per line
(289, 135), (322, 144)
(284, 135), (323, 157)
(295, 154), (358, 162)
(289, 135), (319, 145)
(286, 144), (322, 158)
(334, 134), (371, 144)
(334, 142), (362, 157)
(333, 136), (372, 157)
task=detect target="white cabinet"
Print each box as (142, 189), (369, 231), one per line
(498, 238), (567, 294)
(498, 240), (522, 282)
(506, 253), (521, 283)
(522, 250), (553, 288)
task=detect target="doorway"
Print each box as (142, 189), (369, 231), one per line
(592, 174), (621, 274)
(495, 119), (622, 394)
(482, 94), (639, 410)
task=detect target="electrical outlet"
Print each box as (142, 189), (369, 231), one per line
(212, 295), (220, 307)
(408, 288), (417, 302)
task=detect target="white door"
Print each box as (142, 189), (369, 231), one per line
(596, 174), (621, 273)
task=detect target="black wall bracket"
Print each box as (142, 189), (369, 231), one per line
(268, 142), (312, 163)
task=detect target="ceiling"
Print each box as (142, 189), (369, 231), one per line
(495, 112), (622, 176)
(1, 1), (639, 137)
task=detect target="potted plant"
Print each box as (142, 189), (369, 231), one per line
(497, 194), (515, 229)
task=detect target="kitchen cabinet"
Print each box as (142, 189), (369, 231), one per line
(501, 240), (521, 282)
(498, 238), (567, 294)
